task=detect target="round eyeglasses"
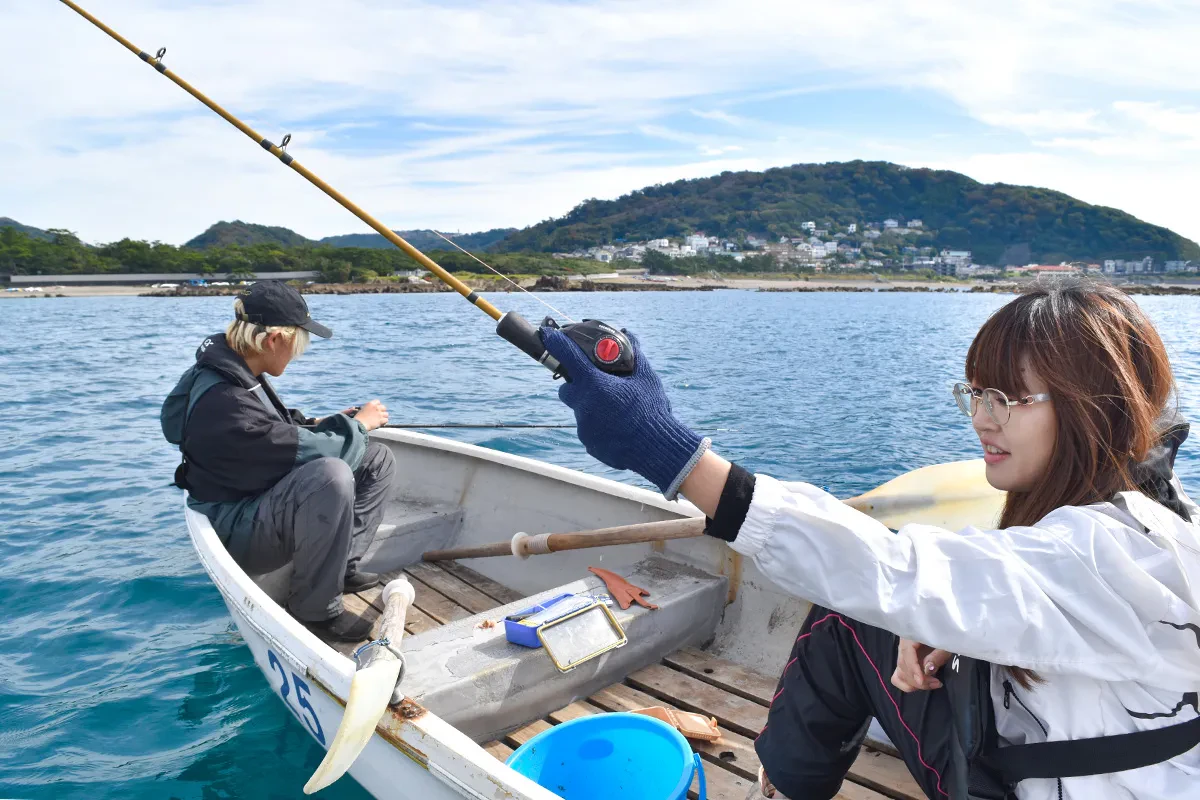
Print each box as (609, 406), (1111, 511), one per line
(952, 382), (1051, 426)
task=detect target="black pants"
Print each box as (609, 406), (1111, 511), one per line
(756, 605), (956, 799)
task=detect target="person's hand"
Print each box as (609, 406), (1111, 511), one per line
(756, 766), (778, 798)
(352, 399), (389, 432)
(891, 638), (951, 692)
(540, 327), (709, 499)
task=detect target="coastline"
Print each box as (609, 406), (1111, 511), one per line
(5, 275), (1200, 299)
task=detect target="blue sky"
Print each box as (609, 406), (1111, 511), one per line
(3, 0), (1199, 245)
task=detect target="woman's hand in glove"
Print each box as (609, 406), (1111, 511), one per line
(540, 327), (709, 499)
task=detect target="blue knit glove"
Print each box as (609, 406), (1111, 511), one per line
(540, 327), (710, 499)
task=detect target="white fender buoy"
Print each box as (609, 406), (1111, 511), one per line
(304, 577), (416, 794)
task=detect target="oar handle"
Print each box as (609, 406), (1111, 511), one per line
(514, 517), (706, 557)
(423, 517), (706, 562)
(423, 540), (518, 561)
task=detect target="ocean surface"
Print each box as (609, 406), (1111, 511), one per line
(1, 290), (1198, 799)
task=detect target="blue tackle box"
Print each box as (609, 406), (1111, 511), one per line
(504, 593), (598, 648)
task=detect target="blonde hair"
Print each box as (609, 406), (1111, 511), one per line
(226, 298), (310, 358)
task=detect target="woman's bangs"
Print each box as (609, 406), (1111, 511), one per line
(966, 303), (1031, 396)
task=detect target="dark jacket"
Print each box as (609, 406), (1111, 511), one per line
(161, 333), (368, 540)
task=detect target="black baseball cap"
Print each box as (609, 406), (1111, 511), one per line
(237, 281), (333, 338)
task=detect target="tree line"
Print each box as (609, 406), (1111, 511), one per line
(0, 227), (611, 281)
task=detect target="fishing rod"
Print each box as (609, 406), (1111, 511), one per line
(57, 0), (637, 381)
(383, 423), (575, 429)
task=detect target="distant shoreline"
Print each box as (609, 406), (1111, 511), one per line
(6, 276), (1200, 299)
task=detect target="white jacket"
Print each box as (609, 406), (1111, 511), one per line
(732, 474), (1200, 800)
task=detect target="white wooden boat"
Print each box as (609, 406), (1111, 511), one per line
(185, 430), (920, 799)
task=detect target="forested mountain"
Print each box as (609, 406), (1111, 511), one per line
(320, 228), (516, 252)
(185, 221), (314, 249)
(182, 221), (517, 253)
(495, 161), (1199, 264)
(0, 217), (52, 242)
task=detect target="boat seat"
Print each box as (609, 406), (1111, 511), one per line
(401, 556), (728, 743)
(359, 501), (463, 574)
(249, 500), (463, 604)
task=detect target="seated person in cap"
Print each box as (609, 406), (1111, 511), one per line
(161, 281), (395, 642)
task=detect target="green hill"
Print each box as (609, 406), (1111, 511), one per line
(0, 217), (53, 242)
(496, 161), (1199, 264)
(321, 228), (516, 252)
(184, 221), (517, 253)
(185, 220), (314, 249)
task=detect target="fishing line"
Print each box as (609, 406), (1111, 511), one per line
(431, 230), (576, 323)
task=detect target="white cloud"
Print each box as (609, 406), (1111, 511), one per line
(691, 110), (749, 127)
(2, 0), (1199, 243)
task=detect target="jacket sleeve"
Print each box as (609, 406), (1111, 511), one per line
(732, 475), (1181, 682)
(288, 407), (318, 426)
(294, 413), (369, 472)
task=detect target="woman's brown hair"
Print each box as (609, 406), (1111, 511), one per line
(966, 278), (1175, 687)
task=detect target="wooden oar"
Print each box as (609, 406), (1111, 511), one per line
(423, 458), (1006, 562)
(423, 516), (705, 561)
(304, 577), (416, 794)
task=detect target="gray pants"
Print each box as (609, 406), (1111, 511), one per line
(234, 442), (396, 622)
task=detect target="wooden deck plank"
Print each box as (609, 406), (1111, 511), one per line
(501, 719), (553, 749)
(664, 647), (778, 707)
(406, 561), (503, 615)
(482, 740), (513, 762)
(547, 701), (605, 725)
(438, 560), (526, 605)
(836, 782), (892, 800)
(401, 571), (474, 625)
(690, 760), (752, 800)
(842, 750), (924, 800)
(628, 663), (767, 738)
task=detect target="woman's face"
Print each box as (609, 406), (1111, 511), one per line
(972, 357), (1057, 493)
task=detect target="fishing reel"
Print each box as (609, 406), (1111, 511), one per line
(496, 312), (636, 380)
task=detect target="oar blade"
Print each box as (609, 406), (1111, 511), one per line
(303, 659), (403, 794)
(848, 459), (1005, 530)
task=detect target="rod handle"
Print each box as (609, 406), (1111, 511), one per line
(497, 311), (564, 377)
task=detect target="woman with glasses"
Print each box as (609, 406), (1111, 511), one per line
(540, 279), (1199, 800)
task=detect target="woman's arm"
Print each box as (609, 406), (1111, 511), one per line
(728, 473), (1177, 682)
(678, 450), (731, 517)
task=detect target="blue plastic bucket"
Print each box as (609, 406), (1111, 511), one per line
(506, 712), (706, 800)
